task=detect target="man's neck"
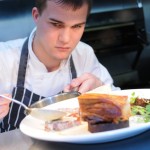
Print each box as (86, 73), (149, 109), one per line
(34, 51), (61, 72)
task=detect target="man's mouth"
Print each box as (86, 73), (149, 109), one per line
(56, 47), (70, 51)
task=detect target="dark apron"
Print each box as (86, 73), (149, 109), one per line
(0, 38), (77, 133)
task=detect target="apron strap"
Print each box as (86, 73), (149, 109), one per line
(16, 38), (29, 87)
(70, 55), (77, 79)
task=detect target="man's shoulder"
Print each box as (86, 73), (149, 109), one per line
(73, 41), (94, 56)
(0, 38), (26, 61)
(76, 41), (93, 50)
(0, 38), (26, 54)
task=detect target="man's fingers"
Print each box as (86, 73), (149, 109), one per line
(64, 73), (103, 93)
(68, 74), (91, 89)
(78, 79), (94, 93)
(63, 84), (79, 92)
(0, 104), (9, 119)
(0, 99), (11, 105)
(0, 97), (11, 105)
(63, 85), (71, 92)
(0, 94), (11, 104)
(0, 94), (11, 119)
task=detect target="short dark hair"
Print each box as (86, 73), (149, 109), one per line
(35, 0), (92, 15)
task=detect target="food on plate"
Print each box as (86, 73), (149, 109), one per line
(130, 92), (150, 123)
(78, 93), (131, 132)
(131, 96), (150, 107)
(45, 108), (81, 131)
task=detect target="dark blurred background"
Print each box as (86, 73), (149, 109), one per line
(0, 0), (150, 90)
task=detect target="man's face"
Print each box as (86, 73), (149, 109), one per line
(32, 1), (88, 61)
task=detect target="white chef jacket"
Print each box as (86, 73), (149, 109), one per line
(0, 28), (119, 97)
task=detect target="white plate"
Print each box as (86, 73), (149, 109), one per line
(20, 89), (150, 144)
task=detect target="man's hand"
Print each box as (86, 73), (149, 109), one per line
(0, 94), (11, 119)
(64, 73), (103, 93)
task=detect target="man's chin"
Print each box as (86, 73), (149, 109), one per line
(57, 53), (71, 60)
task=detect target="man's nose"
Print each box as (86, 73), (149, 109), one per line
(58, 28), (71, 43)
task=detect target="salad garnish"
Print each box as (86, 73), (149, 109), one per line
(130, 92), (150, 123)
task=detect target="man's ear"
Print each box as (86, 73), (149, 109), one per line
(32, 7), (40, 23)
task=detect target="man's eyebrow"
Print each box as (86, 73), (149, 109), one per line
(49, 18), (86, 26)
(74, 22), (86, 26)
(49, 18), (64, 24)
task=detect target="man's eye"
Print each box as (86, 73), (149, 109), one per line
(51, 23), (62, 28)
(73, 25), (82, 29)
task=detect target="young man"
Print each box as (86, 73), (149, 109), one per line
(0, 0), (119, 132)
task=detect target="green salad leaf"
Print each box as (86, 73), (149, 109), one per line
(146, 104), (150, 113)
(130, 92), (150, 123)
(130, 92), (137, 104)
